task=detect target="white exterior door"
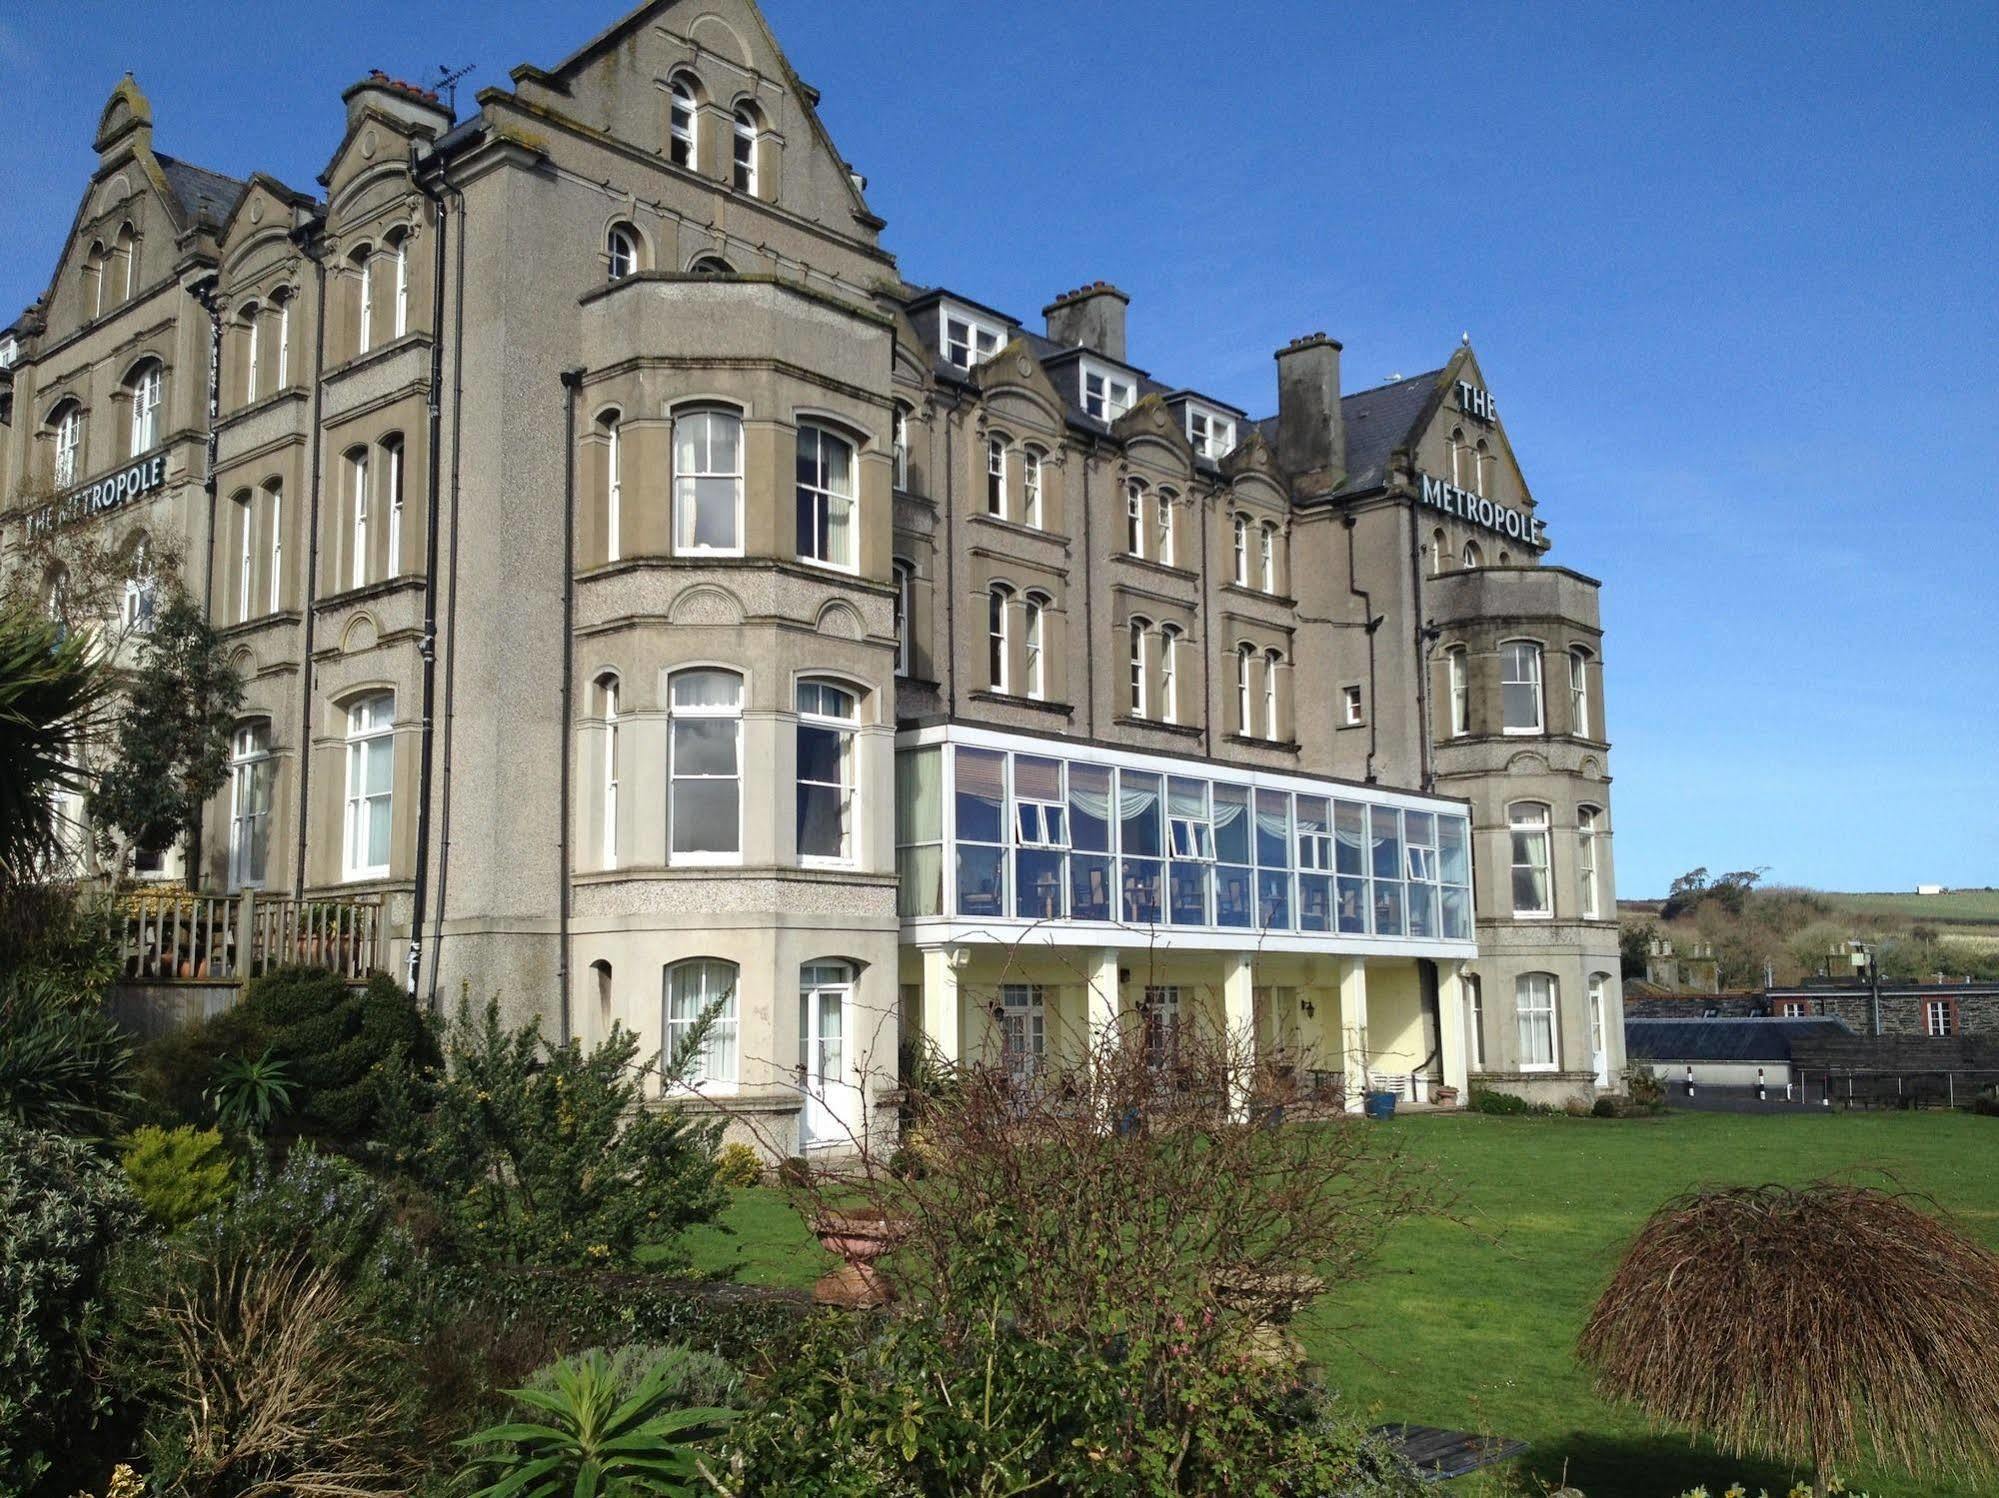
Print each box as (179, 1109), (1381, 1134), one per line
(799, 963), (862, 1149)
(1588, 975), (1610, 1088)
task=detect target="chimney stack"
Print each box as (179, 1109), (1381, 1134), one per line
(1273, 334), (1345, 491)
(1043, 282), (1129, 363)
(341, 69), (454, 141)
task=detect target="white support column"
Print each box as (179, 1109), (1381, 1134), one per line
(1222, 950), (1256, 1116)
(1084, 946), (1121, 1053)
(1338, 956), (1369, 1114)
(1437, 960), (1469, 1103)
(920, 944), (962, 1067)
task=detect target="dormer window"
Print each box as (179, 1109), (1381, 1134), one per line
(943, 307), (1002, 370)
(0, 336), (17, 370)
(1081, 360), (1134, 423)
(1186, 405), (1237, 460)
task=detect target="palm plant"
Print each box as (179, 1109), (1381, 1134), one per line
(0, 602), (111, 889)
(456, 1349), (737, 1497)
(206, 1047), (295, 1137)
(0, 969), (135, 1137)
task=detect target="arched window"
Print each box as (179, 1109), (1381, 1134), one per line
(797, 679), (859, 863)
(892, 558), (914, 676)
(228, 721), (274, 890)
(665, 958), (739, 1087)
(668, 669), (741, 860)
(1500, 640), (1544, 733)
(1155, 489), (1176, 566)
(264, 481), (284, 614)
(241, 303), (261, 405)
(272, 288), (292, 389)
(1587, 973), (1610, 1080)
(1232, 512), (1249, 585)
(1498, 549), (1511, 564)
(1022, 592), (1048, 700)
(597, 673), (620, 869)
(346, 447), (370, 589)
(342, 693), (394, 881)
(606, 223), (640, 281)
(233, 489), (255, 623)
(1262, 648), (1284, 741)
(1127, 617), (1150, 718)
(113, 222), (137, 300)
(1431, 527), (1447, 576)
(51, 402), (84, 487)
(1473, 437), (1491, 496)
(1568, 647), (1592, 738)
(1515, 972), (1559, 1071)
(1021, 448), (1043, 528)
(1236, 643), (1255, 736)
(668, 76), (698, 167)
(732, 105), (760, 195)
(122, 536), (155, 632)
(389, 229), (411, 338)
(1450, 427), (1467, 487)
(987, 583), (1013, 693)
(673, 406), (742, 555)
(1125, 479), (1147, 557)
(82, 242), (106, 319)
(1462, 540), (1483, 569)
(1159, 623), (1183, 723)
(986, 435), (1006, 517)
(128, 360), (163, 456)
(891, 404), (910, 491)
(1508, 802), (1552, 918)
(1259, 520), (1278, 593)
(352, 245), (374, 356)
(592, 959), (614, 1036)
(1446, 645), (1468, 737)
(598, 410), (623, 562)
(688, 255), (734, 275)
(381, 434), (406, 577)
(44, 565), (69, 626)
(794, 424), (855, 569)
(1466, 973), (1486, 1070)
(1577, 804), (1601, 919)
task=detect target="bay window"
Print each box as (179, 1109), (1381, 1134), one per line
(666, 958), (739, 1087)
(598, 674), (620, 869)
(668, 669), (742, 860)
(1509, 801), (1553, 917)
(1516, 973), (1559, 1070)
(1500, 640), (1544, 733)
(1578, 805), (1601, 919)
(1447, 646), (1469, 736)
(796, 680), (858, 863)
(1569, 647), (1592, 738)
(794, 423), (855, 569)
(674, 407), (743, 554)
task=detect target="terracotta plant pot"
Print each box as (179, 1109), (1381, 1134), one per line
(809, 1209), (908, 1308)
(1434, 1084), (1461, 1108)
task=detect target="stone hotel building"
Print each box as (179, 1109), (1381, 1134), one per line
(0, 0), (1624, 1152)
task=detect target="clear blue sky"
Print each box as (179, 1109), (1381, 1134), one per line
(4, 2), (1994, 898)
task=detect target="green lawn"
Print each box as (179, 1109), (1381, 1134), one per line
(680, 1112), (1999, 1497)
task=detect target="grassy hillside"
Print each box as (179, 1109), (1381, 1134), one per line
(1812, 887), (1999, 927)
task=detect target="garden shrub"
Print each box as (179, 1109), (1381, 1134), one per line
(120, 1125), (234, 1231)
(0, 971), (135, 1137)
(1469, 1085), (1553, 1116)
(1624, 1065), (1667, 1108)
(235, 966), (440, 1140)
(0, 1121), (144, 1494)
(525, 1340), (742, 1410)
(714, 1140), (764, 1188)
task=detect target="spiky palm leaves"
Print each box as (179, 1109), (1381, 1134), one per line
(0, 602), (109, 889)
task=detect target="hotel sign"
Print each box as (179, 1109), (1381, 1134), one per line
(23, 450), (168, 538)
(1455, 379), (1494, 423)
(1419, 471), (1546, 548)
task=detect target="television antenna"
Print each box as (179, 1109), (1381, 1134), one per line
(435, 62), (475, 115)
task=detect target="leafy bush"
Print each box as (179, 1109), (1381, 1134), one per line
(714, 1140), (764, 1188)
(1625, 1065), (1667, 1108)
(234, 966), (439, 1140)
(525, 1340), (742, 1410)
(394, 997), (723, 1269)
(0, 1121), (144, 1494)
(0, 971), (135, 1138)
(120, 1125), (234, 1231)
(1468, 1085), (1555, 1116)
(458, 1348), (735, 1498)
(1591, 1095), (1620, 1118)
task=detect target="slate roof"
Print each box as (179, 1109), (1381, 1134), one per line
(1624, 1018), (1853, 1063)
(156, 154), (247, 227)
(1333, 369), (1444, 495)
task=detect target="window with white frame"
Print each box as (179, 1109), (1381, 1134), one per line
(1588, 972), (1608, 1064)
(1127, 617), (1150, 718)
(122, 538), (155, 632)
(1467, 974), (1486, 1069)
(1569, 647), (1592, 738)
(262, 482), (281, 614)
(1021, 448), (1043, 528)
(342, 694), (394, 881)
(1509, 802), (1553, 917)
(606, 224), (639, 281)
(1263, 649), (1284, 741)
(235, 492), (254, 623)
(1154, 490), (1176, 566)
(47, 404), (79, 486)
(600, 411), (623, 562)
(797, 679), (858, 863)
(1125, 479), (1146, 557)
(666, 958), (739, 1087)
(129, 362), (162, 455)
(1081, 361), (1134, 422)
(1447, 647), (1469, 736)
(1463, 539), (1483, 569)
(892, 558), (913, 677)
(391, 232), (409, 338)
(986, 435), (1006, 516)
(674, 407), (743, 554)
(228, 722), (273, 890)
(1577, 805), (1601, 919)
(347, 449), (370, 589)
(243, 307), (260, 405)
(942, 309), (1002, 370)
(598, 674), (620, 869)
(732, 106), (759, 195)
(668, 669), (742, 860)
(1186, 406), (1236, 460)
(1232, 512), (1250, 585)
(1500, 640), (1544, 733)
(1431, 526), (1447, 576)
(1236, 643), (1255, 736)
(794, 424), (856, 569)
(355, 249), (373, 355)
(1450, 427), (1469, 488)
(1259, 521), (1279, 593)
(1474, 437), (1491, 496)
(668, 77), (697, 167)
(1022, 592), (1047, 700)
(892, 404), (909, 489)
(1000, 984), (1047, 1080)
(1516, 972), (1559, 1070)
(383, 435), (405, 577)
(987, 584), (1012, 693)
(274, 290), (291, 387)
(1927, 999), (1957, 1037)
(1341, 684), (1363, 727)
(1142, 985), (1182, 1067)
(1159, 624), (1182, 723)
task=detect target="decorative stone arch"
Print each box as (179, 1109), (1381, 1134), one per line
(339, 612), (380, 654)
(1503, 750), (1551, 775)
(667, 583), (745, 626)
(1579, 755), (1604, 781)
(687, 13), (754, 66)
(814, 599), (864, 641)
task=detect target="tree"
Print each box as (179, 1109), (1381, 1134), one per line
(1619, 918), (1656, 981)
(87, 589), (241, 879)
(0, 603), (111, 891)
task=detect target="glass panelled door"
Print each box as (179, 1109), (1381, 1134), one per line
(799, 963), (862, 1149)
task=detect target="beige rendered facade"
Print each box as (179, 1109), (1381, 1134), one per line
(1, 0), (1623, 1153)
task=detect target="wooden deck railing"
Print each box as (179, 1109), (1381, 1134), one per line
(119, 890), (384, 983)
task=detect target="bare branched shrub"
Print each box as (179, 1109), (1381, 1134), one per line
(150, 1249), (408, 1497)
(1578, 1183), (1999, 1483)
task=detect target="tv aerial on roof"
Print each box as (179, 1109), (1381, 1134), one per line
(435, 62), (475, 114)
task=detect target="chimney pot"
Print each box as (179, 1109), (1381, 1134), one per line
(1043, 282), (1130, 362)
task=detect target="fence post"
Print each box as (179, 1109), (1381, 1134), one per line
(1757, 1067), (1766, 1102)
(1948, 1072), (1955, 1109)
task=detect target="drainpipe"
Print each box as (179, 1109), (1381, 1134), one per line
(1199, 482), (1214, 759)
(557, 366), (585, 1045)
(1078, 447), (1094, 736)
(1342, 513), (1379, 783)
(941, 395), (957, 718)
(188, 272), (223, 890)
(1407, 499), (1437, 792)
(291, 225), (328, 898)
(406, 155), (450, 1000)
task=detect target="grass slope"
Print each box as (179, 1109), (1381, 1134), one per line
(681, 1112), (1999, 1497)
(1813, 888), (1999, 928)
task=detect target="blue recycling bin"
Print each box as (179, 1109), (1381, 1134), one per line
(1364, 1090), (1399, 1121)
